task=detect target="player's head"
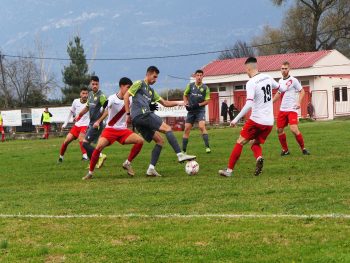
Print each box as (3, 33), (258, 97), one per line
(119, 77), (133, 96)
(281, 61), (290, 78)
(194, 69), (204, 84)
(244, 57), (258, 77)
(90, 75), (100, 93)
(145, 66), (159, 85)
(80, 87), (89, 102)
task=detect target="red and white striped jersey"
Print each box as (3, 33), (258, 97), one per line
(105, 94), (131, 130)
(71, 99), (89, 127)
(278, 76), (303, 113)
(246, 73), (280, 126)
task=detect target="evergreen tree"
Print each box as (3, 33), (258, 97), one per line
(61, 36), (90, 103)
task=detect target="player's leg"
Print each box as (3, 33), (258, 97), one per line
(219, 134), (249, 177)
(158, 121), (196, 163)
(146, 131), (164, 177)
(122, 132), (144, 176)
(289, 124), (310, 155)
(78, 128), (88, 160)
(58, 133), (76, 162)
(252, 125), (273, 176)
(277, 112), (289, 155)
(182, 123), (193, 153)
(198, 120), (210, 153)
(1, 128), (4, 142)
(83, 137), (109, 180)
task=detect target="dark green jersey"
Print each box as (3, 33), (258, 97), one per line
(128, 80), (161, 119)
(184, 82), (210, 112)
(86, 90), (107, 123)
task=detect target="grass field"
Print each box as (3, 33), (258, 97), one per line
(0, 120), (349, 262)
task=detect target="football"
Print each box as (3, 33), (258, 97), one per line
(185, 160), (199, 175)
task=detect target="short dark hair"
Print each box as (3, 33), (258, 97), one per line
(80, 87), (88, 92)
(147, 66), (160, 74)
(119, 77), (133, 87)
(282, 61), (290, 66)
(195, 69), (204, 74)
(91, 75), (99, 82)
(245, 57), (257, 64)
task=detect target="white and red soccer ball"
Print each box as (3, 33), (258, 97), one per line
(185, 160), (199, 175)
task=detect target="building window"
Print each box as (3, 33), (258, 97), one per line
(234, 85), (246, 90)
(335, 88), (340, 102)
(342, 87), (348, 101)
(301, 80), (310, 86)
(219, 86), (226, 92)
(210, 87), (218, 93)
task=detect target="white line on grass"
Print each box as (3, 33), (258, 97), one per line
(0, 213), (350, 219)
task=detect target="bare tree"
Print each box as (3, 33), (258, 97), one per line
(254, 0), (350, 56)
(218, 40), (255, 60)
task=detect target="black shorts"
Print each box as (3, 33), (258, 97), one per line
(85, 123), (103, 144)
(132, 112), (163, 142)
(186, 111), (206, 124)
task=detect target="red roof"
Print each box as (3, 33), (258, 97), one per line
(202, 50), (332, 76)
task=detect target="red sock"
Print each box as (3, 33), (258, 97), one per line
(278, 133), (288, 151)
(1, 133), (4, 142)
(79, 141), (87, 154)
(295, 133), (305, 150)
(128, 143), (143, 162)
(89, 149), (101, 172)
(251, 144), (262, 159)
(60, 142), (68, 156)
(228, 143), (243, 170)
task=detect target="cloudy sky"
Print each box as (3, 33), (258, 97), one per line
(0, 0), (288, 98)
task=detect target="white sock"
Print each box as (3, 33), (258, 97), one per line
(82, 153), (88, 159)
(125, 159), (131, 165)
(227, 168), (233, 173)
(60, 155), (64, 159)
(99, 153), (103, 157)
(148, 164), (155, 170)
(177, 152), (183, 157)
(89, 171), (93, 175)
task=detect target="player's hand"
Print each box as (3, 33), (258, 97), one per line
(230, 119), (237, 127)
(93, 121), (100, 129)
(126, 115), (132, 125)
(149, 102), (159, 112)
(185, 105), (192, 111)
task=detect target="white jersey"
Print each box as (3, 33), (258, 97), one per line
(278, 76), (303, 112)
(246, 73), (280, 126)
(105, 94), (131, 130)
(71, 99), (89, 127)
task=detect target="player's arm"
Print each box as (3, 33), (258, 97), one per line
(272, 79), (282, 103)
(157, 90), (184, 107)
(273, 91), (281, 103)
(62, 110), (73, 129)
(199, 86), (210, 107)
(93, 108), (108, 128)
(295, 79), (304, 109)
(183, 84), (190, 105)
(125, 81), (142, 115)
(230, 82), (255, 127)
(74, 106), (89, 122)
(40, 114), (43, 125)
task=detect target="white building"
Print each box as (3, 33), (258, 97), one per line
(196, 50), (350, 122)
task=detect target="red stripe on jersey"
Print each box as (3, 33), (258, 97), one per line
(108, 106), (126, 126)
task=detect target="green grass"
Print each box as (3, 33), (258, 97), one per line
(0, 120), (349, 262)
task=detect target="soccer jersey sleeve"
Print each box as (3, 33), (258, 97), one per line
(246, 81), (255, 101)
(271, 78), (280, 90)
(70, 101), (76, 114)
(204, 86), (210, 100)
(153, 90), (162, 102)
(100, 94), (107, 107)
(128, 81), (142, 96)
(183, 84), (191, 96)
(293, 77), (303, 92)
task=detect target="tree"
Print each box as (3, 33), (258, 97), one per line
(159, 89), (184, 100)
(4, 54), (54, 107)
(253, 0), (350, 56)
(218, 40), (255, 60)
(62, 36), (90, 103)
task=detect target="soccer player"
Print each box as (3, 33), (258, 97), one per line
(182, 69), (211, 153)
(58, 87), (90, 163)
(74, 76), (107, 168)
(40, 107), (53, 139)
(124, 66), (196, 177)
(83, 77), (144, 180)
(273, 61), (310, 156)
(219, 57), (279, 177)
(0, 113), (5, 142)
